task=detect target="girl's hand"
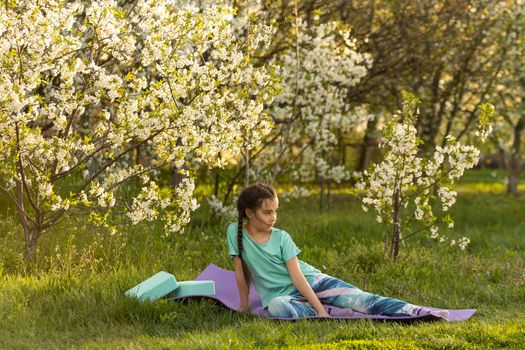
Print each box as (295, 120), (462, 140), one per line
(316, 309), (330, 317)
(287, 257), (331, 318)
(239, 303), (250, 312)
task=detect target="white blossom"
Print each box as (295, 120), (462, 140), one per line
(207, 195), (237, 219)
(0, 0), (277, 239)
(248, 18), (372, 183)
(357, 94), (494, 254)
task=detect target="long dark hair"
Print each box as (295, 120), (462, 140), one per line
(236, 183), (277, 286)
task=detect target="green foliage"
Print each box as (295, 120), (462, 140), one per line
(479, 103), (496, 127)
(400, 91), (420, 123)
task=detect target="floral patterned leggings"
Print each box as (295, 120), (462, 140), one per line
(267, 273), (422, 318)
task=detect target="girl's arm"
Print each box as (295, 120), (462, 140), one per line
(233, 256), (250, 311)
(286, 257), (329, 317)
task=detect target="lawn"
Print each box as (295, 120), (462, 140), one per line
(0, 171), (524, 349)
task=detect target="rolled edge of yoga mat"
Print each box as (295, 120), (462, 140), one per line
(172, 280), (216, 298)
(125, 271), (179, 302)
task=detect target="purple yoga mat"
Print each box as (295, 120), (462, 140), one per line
(170, 263), (476, 322)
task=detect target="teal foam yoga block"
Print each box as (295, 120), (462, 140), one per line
(173, 280), (215, 297)
(125, 271), (178, 301)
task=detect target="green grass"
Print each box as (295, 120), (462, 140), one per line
(0, 171), (524, 349)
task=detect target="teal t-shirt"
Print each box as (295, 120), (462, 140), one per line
(226, 222), (321, 308)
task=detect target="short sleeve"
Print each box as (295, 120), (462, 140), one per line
(280, 231), (301, 262)
(226, 222), (239, 257)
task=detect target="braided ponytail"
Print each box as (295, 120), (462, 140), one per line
(236, 183), (276, 287)
(237, 213), (251, 286)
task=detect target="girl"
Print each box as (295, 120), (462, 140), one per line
(226, 183), (449, 319)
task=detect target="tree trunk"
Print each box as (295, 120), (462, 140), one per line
(319, 176), (325, 211)
(244, 146), (250, 188)
(507, 167), (519, 196)
(326, 178), (331, 210)
(214, 170), (220, 197)
(14, 174), (41, 261)
(134, 145), (141, 165)
(358, 118), (378, 171)
(23, 228), (39, 262)
(327, 153), (332, 210)
(506, 115), (523, 195)
(170, 166), (185, 187)
(338, 128), (345, 166)
(389, 188), (401, 259)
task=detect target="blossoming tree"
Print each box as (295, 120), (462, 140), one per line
(210, 16), (372, 215)
(0, 0), (276, 260)
(488, 0), (525, 195)
(204, 12), (373, 216)
(356, 93), (495, 259)
(262, 18), (372, 184)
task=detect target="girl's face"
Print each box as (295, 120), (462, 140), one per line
(246, 196), (279, 232)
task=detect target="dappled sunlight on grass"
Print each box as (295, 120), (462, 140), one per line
(452, 182), (525, 194)
(1, 170), (525, 348)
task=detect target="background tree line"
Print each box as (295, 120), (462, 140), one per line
(208, 0), (523, 204)
(1, 0), (522, 260)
